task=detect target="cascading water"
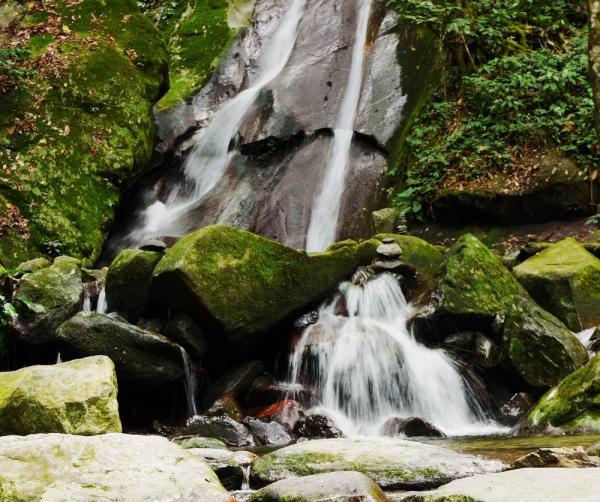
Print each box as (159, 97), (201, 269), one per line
(96, 287), (107, 314)
(288, 273), (504, 437)
(305, 0), (373, 252)
(82, 283), (92, 314)
(180, 346), (199, 417)
(126, 0), (306, 245)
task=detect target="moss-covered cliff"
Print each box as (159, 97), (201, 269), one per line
(0, 0), (168, 266)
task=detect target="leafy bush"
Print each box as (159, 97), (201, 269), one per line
(385, 0), (594, 219)
(0, 47), (34, 93)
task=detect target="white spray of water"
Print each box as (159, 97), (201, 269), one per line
(129, 0), (306, 244)
(96, 286), (107, 314)
(288, 273), (505, 437)
(180, 346), (199, 418)
(305, 0), (373, 251)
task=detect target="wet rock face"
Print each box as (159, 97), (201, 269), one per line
(380, 417), (445, 438)
(183, 415), (256, 448)
(498, 392), (534, 426)
(294, 413), (343, 439)
(244, 417), (293, 446)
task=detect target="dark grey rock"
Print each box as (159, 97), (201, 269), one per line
(183, 415), (255, 448)
(244, 417), (292, 446)
(205, 361), (264, 408)
(294, 412), (343, 439)
(380, 417), (445, 438)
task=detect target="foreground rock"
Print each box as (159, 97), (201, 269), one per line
(249, 471), (387, 502)
(12, 256), (83, 346)
(56, 313), (183, 387)
(106, 249), (162, 322)
(514, 238), (600, 331)
(251, 437), (502, 490)
(0, 356), (120, 435)
(0, 433), (229, 501)
(188, 448), (256, 490)
(401, 468), (600, 501)
(511, 447), (600, 469)
(152, 225), (372, 358)
(524, 352), (600, 434)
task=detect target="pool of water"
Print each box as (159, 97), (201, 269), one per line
(420, 433), (600, 464)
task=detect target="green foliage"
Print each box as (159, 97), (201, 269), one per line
(0, 47), (34, 93)
(386, 0), (594, 219)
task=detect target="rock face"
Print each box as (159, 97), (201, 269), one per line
(184, 415), (255, 448)
(0, 0), (168, 266)
(513, 238), (600, 331)
(244, 417), (293, 446)
(0, 356), (120, 435)
(404, 468), (600, 501)
(380, 417), (445, 438)
(12, 256), (83, 346)
(249, 471), (387, 502)
(56, 312), (183, 387)
(525, 352), (600, 434)
(152, 225), (370, 357)
(105, 0), (443, 253)
(0, 433), (230, 501)
(205, 360), (265, 408)
(106, 249), (162, 322)
(250, 437), (502, 490)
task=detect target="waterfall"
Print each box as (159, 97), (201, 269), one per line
(129, 0), (306, 244)
(82, 283), (92, 313)
(180, 346), (199, 418)
(96, 287), (107, 314)
(305, 0), (373, 252)
(288, 273), (504, 437)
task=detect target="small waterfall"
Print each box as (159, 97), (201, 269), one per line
(180, 346), (199, 418)
(305, 0), (373, 252)
(128, 0), (306, 244)
(82, 283), (92, 313)
(241, 465), (251, 490)
(96, 287), (107, 314)
(56, 352), (62, 364)
(288, 273), (504, 437)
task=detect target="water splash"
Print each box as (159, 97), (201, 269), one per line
(180, 346), (199, 418)
(126, 0), (306, 245)
(305, 0), (373, 251)
(288, 273), (505, 437)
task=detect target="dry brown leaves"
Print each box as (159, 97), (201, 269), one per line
(0, 203), (30, 239)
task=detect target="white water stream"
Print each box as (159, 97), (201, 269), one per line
(129, 0), (306, 244)
(288, 273), (505, 437)
(180, 346), (199, 418)
(305, 0), (373, 251)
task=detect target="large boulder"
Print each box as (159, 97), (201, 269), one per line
(12, 256), (83, 346)
(524, 352), (600, 434)
(403, 468), (600, 501)
(56, 312), (183, 387)
(106, 249), (162, 322)
(513, 238), (600, 331)
(0, 355), (120, 435)
(152, 225), (369, 356)
(250, 437), (502, 490)
(249, 471), (387, 502)
(500, 296), (589, 388)
(0, 433), (230, 501)
(0, 0), (168, 266)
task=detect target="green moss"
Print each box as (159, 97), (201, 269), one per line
(514, 238), (600, 331)
(0, 0), (168, 266)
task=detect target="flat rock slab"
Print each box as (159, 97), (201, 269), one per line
(399, 468), (600, 501)
(251, 437), (503, 490)
(0, 433), (231, 501)
(249, 471), (387, 501)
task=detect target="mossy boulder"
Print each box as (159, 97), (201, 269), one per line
(106, 249), (162, 322)
(250, 438), (502, 491)
(0, 433), (230, 501)
(524, 352), (600, 434)
(513, 238), (600, 331)
(12, 256), (83, 346)
(0, 0), (168, 266)
(152, 225), (370, 356)
(0, 355), (121, 435)
(501, 297), (589, 388)
(56, 312), (183, 388)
